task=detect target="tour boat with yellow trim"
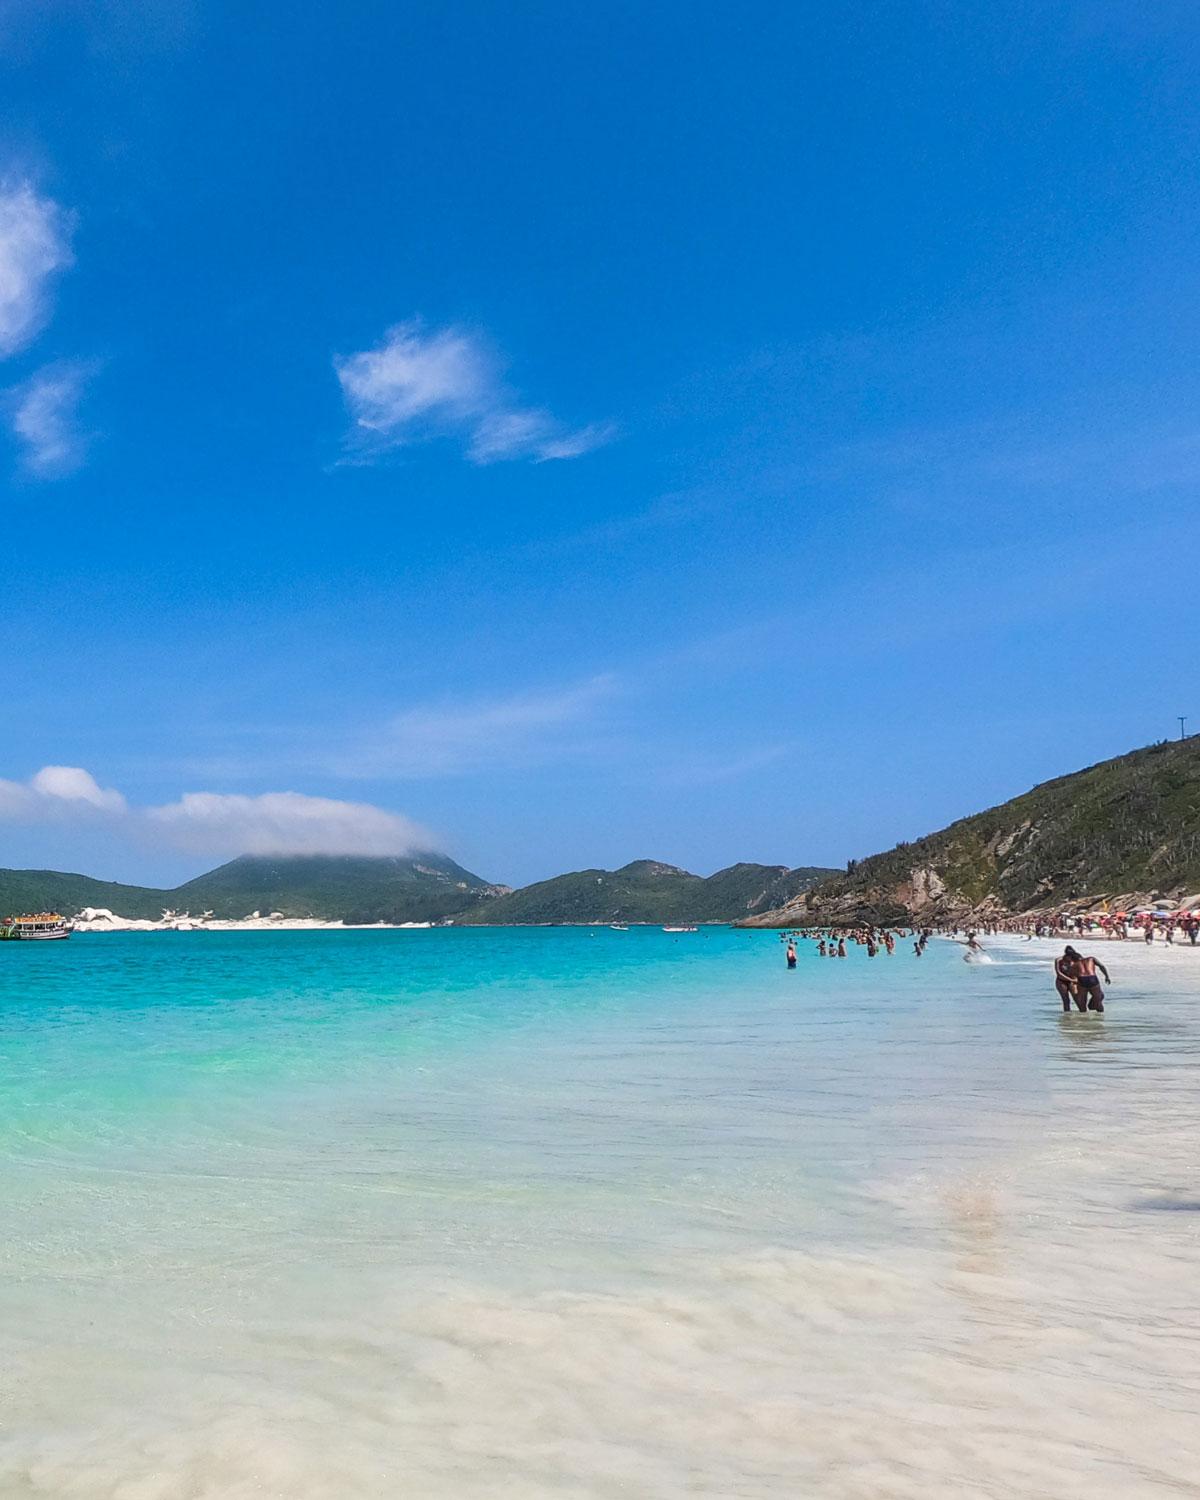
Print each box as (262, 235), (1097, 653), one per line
(0, 912), (72, 940)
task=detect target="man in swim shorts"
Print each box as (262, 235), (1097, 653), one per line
(1074, 952), (1110, 1012)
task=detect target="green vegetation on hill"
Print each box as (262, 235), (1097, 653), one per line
(0, 853), (498, 924)
(0, 869), (167, 921)
(742, 738), (1200, 927)
(0, 852), (836, 927)
(175, 853), (498, 922)
(456, 859), (836, 925)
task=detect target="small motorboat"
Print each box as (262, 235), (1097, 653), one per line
(662, 925), (698, 933)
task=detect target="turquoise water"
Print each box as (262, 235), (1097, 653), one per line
(1, 929), (1198, 1497)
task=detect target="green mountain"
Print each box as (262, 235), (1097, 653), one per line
(0, 853), (500, 924)
(740, 738), (1200, 927)
(0, 851), (833, 927)
(0, 869), (168, 921)
(175, 853), (500, 922)
(455, 859), (837, 925)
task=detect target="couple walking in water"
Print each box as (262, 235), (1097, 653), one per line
(1054, 947), (1110, 1012)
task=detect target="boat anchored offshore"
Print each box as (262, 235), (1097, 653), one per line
(662, 925), (698, 933)
(0, 912), (72, 940)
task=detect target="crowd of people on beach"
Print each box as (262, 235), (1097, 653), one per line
(779, 922), (1115, 1013)
(991, 911), (1199, 944)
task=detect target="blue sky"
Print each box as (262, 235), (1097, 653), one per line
(0, 0), (1197, 886)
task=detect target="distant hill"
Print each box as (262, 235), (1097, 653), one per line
(454, 859), (837, 925)
(174, 853), (501, 922)
(0, 853), (501, 924)
(0, 868), (168, 921)
(0, 852), (836, 927)
(740, 738), (1200, 927)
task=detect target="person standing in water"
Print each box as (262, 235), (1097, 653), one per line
(1074, 951), (1110, 1011)
(786, 938), (797, 969)
(1055, 948), (1084, 1012)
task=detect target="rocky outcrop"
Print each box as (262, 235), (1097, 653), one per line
(738, 738), (1200, 928)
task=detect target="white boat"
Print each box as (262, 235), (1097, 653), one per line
(610, 923), (629, 931)
(0, 911), (72, 940)
(662, 925), (697, 933)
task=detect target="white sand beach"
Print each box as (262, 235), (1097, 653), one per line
(70, 907), (433, 933)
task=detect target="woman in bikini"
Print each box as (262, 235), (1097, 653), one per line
(1055, 947), (1086, 1012)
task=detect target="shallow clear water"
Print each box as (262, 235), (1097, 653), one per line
(1, 928), (1197, 1497)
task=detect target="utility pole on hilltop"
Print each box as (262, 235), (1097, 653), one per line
(1179, 716), (1188, 741)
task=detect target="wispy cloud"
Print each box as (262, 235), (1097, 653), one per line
(6, 359), (95, 477)
(653, 743), (792, 787)
(818, 419), (1200, 516)
(0, 767), (431, 858)
(333, 674), (621, 777)
(334, 319), (613, 466)
(0, 180), (73, 358)
(0, 179), (93, 480)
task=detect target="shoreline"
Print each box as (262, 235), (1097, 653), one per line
(67, 913), (735, 933)
(70, 912), (435, 933)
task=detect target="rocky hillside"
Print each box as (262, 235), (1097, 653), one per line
(740, 738), (1200, 927)
(455, 859), (836, 925)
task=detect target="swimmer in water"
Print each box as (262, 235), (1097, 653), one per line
(786, 939), (797, 969)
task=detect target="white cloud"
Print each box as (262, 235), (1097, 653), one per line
(0, 181), (73, 358)
(30, 765), (127, 811)
(336, 675), (620, 777)
(146, 790), (430, 857)
(0, 765), (126, 821)
(7, 360), (94, 477)
(334, 319), (613, 465)
(0, 767), (431, 858)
